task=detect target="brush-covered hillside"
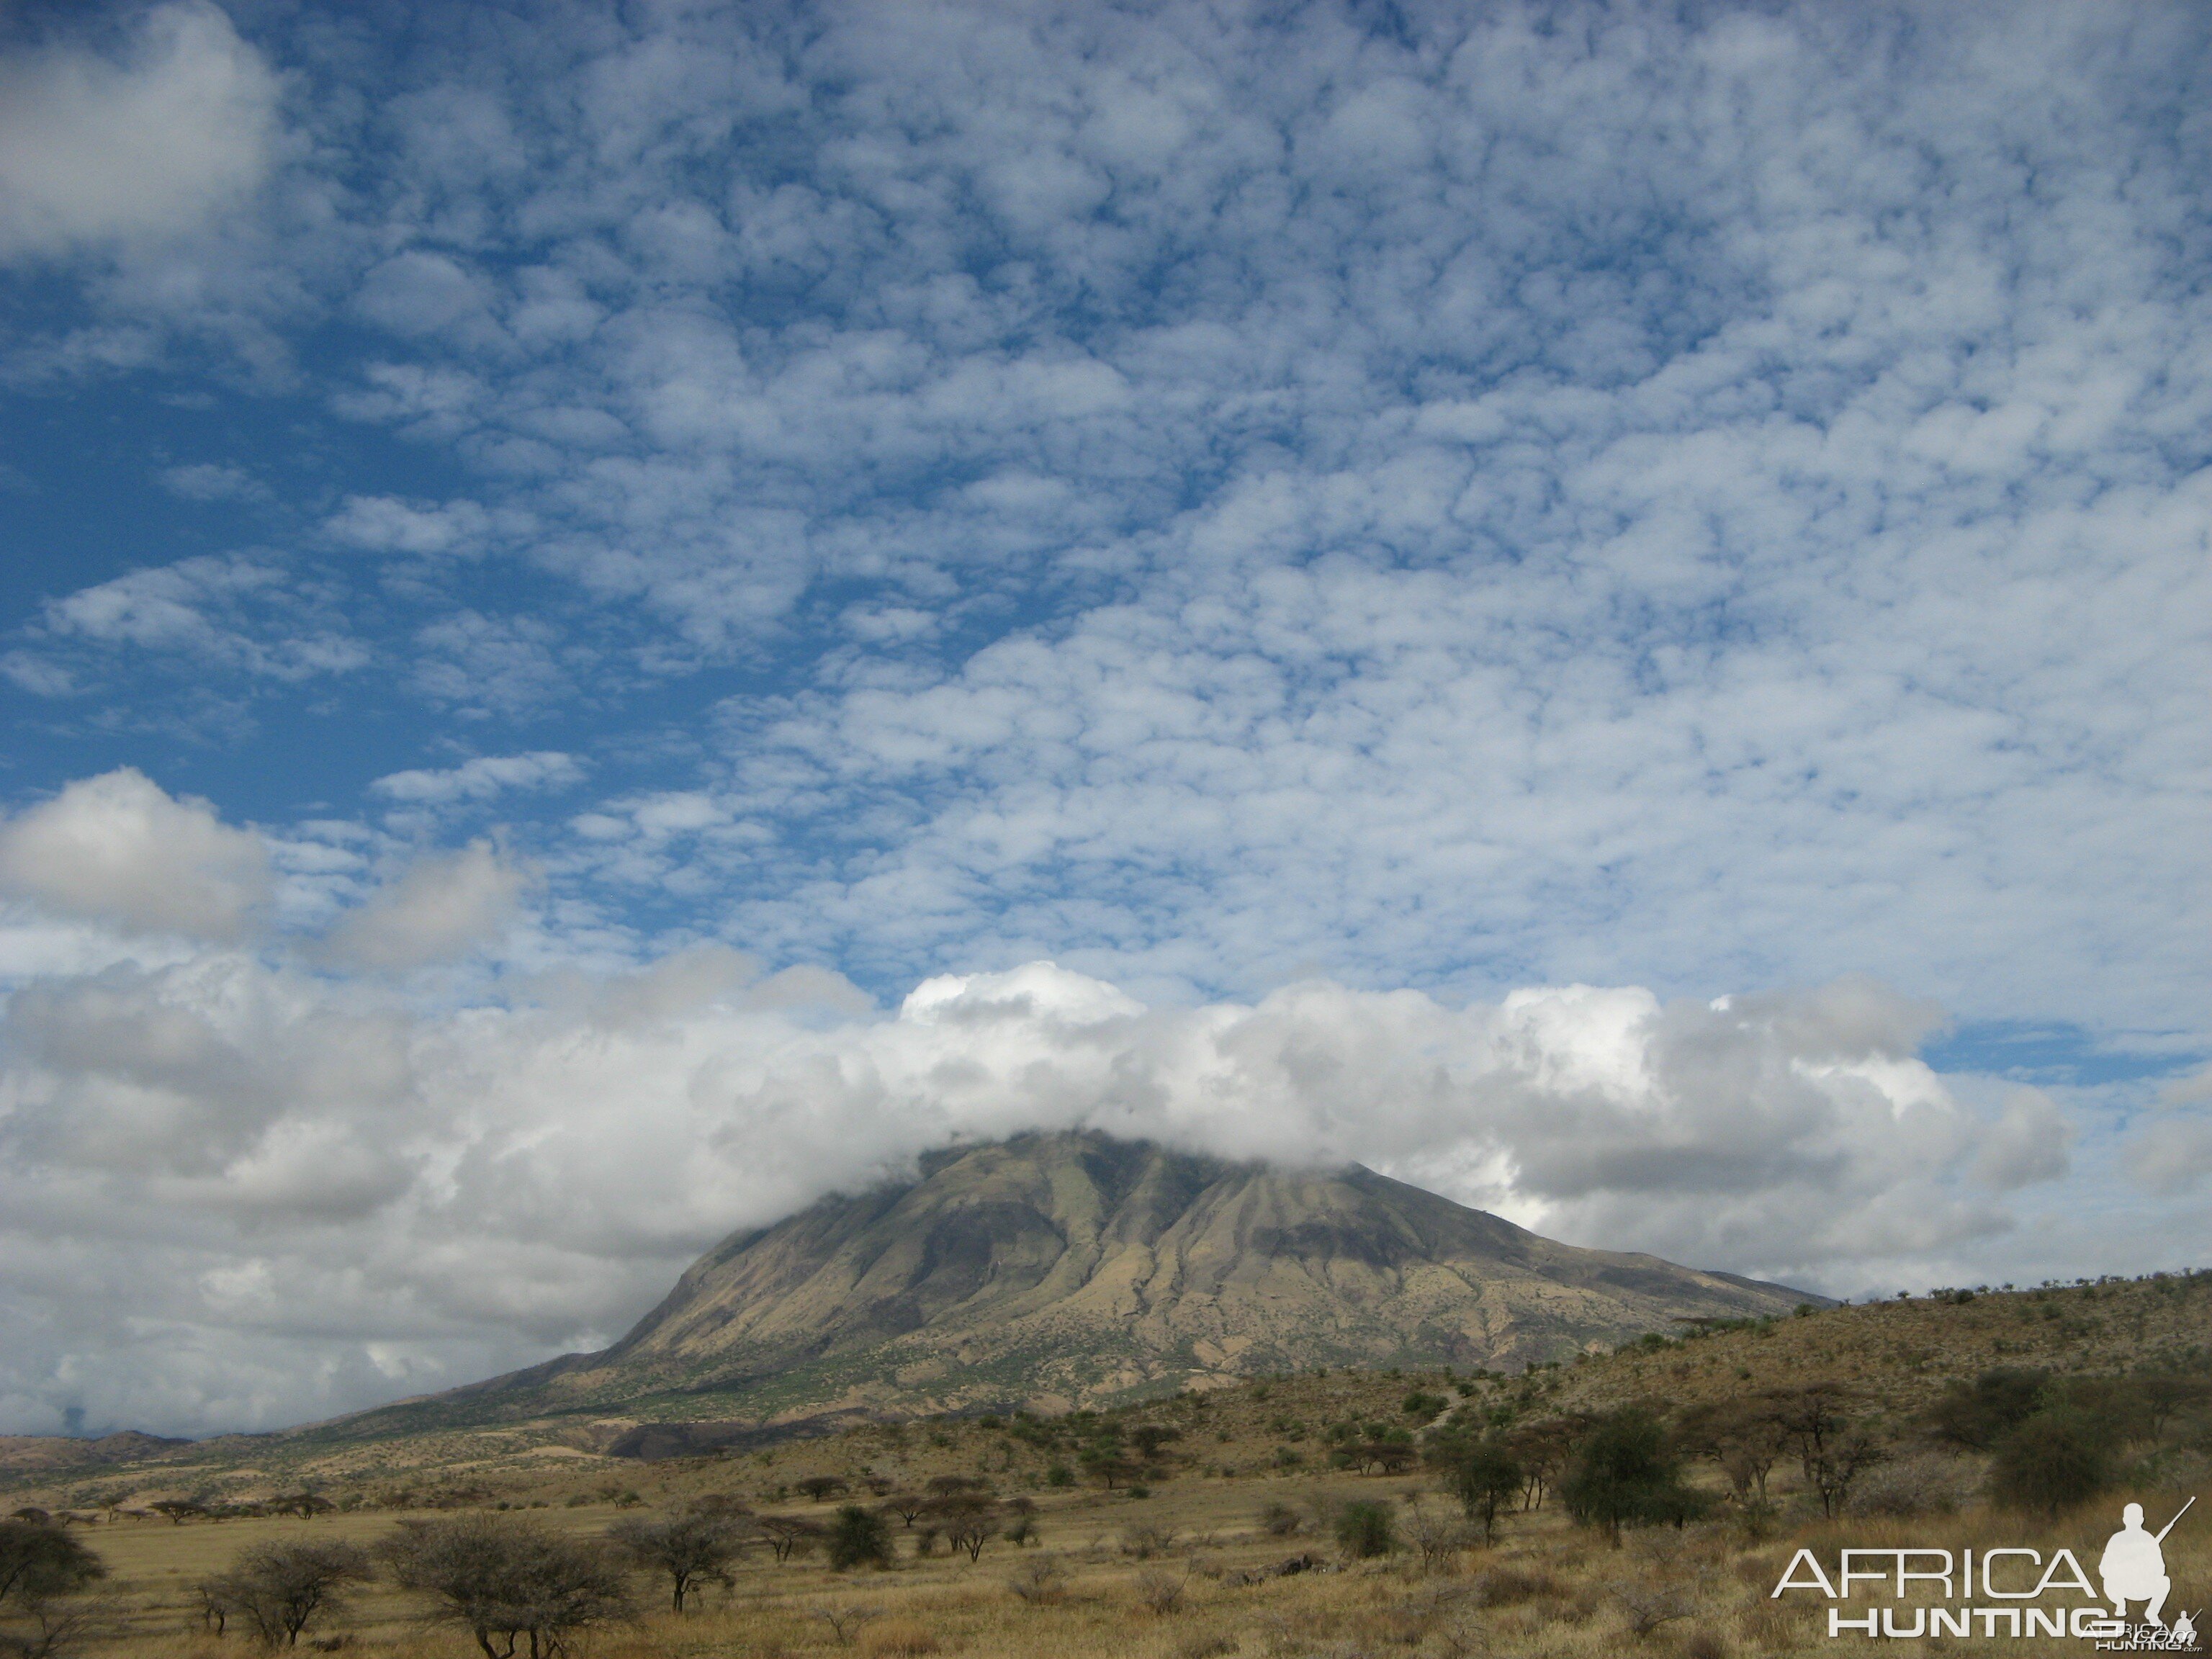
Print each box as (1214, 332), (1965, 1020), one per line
(6, 1266), (2202, 1516)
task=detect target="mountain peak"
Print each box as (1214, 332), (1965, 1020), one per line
(409, 1130), (1815, 1434)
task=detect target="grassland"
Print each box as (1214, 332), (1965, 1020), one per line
(6, 1272), (2208, 1658)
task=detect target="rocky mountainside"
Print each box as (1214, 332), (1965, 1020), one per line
(338, 1131), (1819, 1441)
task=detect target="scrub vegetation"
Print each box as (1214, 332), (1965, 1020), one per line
(4, 1272), (2207, 1658)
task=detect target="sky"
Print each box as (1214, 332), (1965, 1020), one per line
(0, 0), (2207, 1439)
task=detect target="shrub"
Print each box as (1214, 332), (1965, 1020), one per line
(1334, 1499), (1395, 1558)
(1471, 1565), (1565, 1608)
(379, 1515), (630, 1659)
(1991, 1407), (2111, 1517)
(1004, 1555), (1068, 1604)
(202, 1541), (373, 1648)
(1402, 1391), (1448, 1424)
(827, 1505), (896, 1571)
(1121, 1523), (1177, 1560)
(1928, 1368), (2049, 1450)
(1133, 1568), (1190, 1614)
(1849, 1453), (1974, 1518)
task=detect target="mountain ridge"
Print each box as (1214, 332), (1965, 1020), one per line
(323, 1130), (1821, 1443)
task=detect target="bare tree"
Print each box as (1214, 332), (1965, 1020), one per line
(1400, 1498), (1475, 1572)
(1675, 1401), (1786, 1505)
(1763, 1383), (1853, 1486)
(1004, 1555), (1068, 1604)
(1807, 1436), (1887, 1519)
(811, 1604), (881, 1645)
(379, 1515), (631, 1659)
(1613, 1583), (1694, 1640)
(202, 1541), (374, 1648)
(754, 1514), (826, 1564)
(608, 1503), (752, 1611)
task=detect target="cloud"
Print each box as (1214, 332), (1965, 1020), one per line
(159, 462), (268, 503)
(370, 752), (586, 807)
(35, 555), (369, 683)
(2123, 1064), (2212, 1195)
(0, 1), (279, 263)
(0, 770), (271, 940)
(323, 495), (508, 557)
(318, 840), (533, 970)
(0, 940), (2090, 1436)
(1968, 1089), (2072, 1190)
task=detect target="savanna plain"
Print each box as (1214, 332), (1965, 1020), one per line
(5, 1274), (2208, 1659)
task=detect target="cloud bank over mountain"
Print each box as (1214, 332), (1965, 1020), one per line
(0, 772), (2164, 1436)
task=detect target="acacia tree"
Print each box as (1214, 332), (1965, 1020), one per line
(0, 1521), (104, 1611)
(880, 1493), (930, 1528)
(1, 1520), (108, 1659)
(379, 1516), (630, 1659)
(608, 1503), (752, 1611)
(202, 1541), (374, 1648)
(1433, 1435), (1523, 1544)
(1560, 1408), (1705, 1545)
(1675, 1401), (1786, 1506)
(1503, 1419), (1580, 1511)
(923, 1496), (1002, 1563)
(754, 1515), (825, 1564)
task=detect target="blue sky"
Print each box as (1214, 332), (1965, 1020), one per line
(0, 0), (2208, 1435)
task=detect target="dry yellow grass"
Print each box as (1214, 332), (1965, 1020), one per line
(27, 1458), (2211, 1659)
(12, 1274), (2209, 1658)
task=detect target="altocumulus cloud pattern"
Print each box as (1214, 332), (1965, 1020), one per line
(0, 0), (2206, 1435)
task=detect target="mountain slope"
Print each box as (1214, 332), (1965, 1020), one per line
(344, 1131), (1819, 1436)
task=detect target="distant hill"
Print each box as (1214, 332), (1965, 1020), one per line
(0, 1430), (193, 1475)
(330, 1130), (1819, 1442)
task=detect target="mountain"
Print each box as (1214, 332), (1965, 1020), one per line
(0, 1431), (194, 1475)
(339, 1131), (1820, 1442)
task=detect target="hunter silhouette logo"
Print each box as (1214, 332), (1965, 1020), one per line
(2101, 1499), (2186, 1627)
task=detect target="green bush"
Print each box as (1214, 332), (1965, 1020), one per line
(1401, 1391), (1448, 1423)
(1560, 1408), (1707, 1543)
(1928, 1367), (2050, 1450)
(1334, 1500), (1395, 1558)
(1990, 1408), (2111, 1518)
(825, 1505), (894, 1571)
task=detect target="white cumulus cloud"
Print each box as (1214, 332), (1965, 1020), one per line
(317, 840), (533, 971)
(0, 1), (279, 263)
(0, 770), (271, 940)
